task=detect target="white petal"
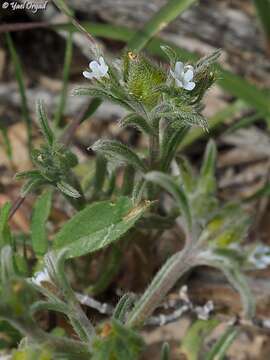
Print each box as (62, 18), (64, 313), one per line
(174, 61), (184, 76)
(99, 56), (106, 67)
(32, 269), (50, 285)
(83, 71), (94, 79)
(183, 69), (194, 82)
(100, 64), (109, 76)
(184, 81), (195, 91)
(89, 60), (99, 72)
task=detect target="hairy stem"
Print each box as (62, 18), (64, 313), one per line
(148, 133), (160, 199)
(149, 133), (159, 170)
(126, 245), (196, 328)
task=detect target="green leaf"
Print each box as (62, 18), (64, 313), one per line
(161, 45), (177, 65)
(198, 252), (255, 319)
(168, 110), (208, 131)
(200, 140), (217, 178)
(15, 170), (42, 180)
(180, 319), (219, 360)
(53, 197), (151, 258)
(113, 293), (135, 323)
(0, 202), (12, 246)
(119, 113), (154, 135)
(160, 126), (189, 171)
(145, 171), (191, 229)
(195, 49), (222, 72)
(199, 139), (217, 194)
(21, 177), (46, 197)
(179, 100), (248, 150)
(178, 157), (195, 193)
(206, 325), (239, 360)
(73, 87), (130, 110)
(56, 181), (81, 199)
(207, 211), (251, 249)
(31, 190), (53, 255)
(92, 139), (147, 173)
(30, 300), (70, 316)
(36, 100), (55, 146)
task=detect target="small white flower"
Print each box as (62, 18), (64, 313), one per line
(170, 61), (195, 91)
(31, 268), (51, 286)
(83, 56), (109, 80)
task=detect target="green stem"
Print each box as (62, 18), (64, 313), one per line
(149, 133), (159, 169)
(148, 133), (160, 199)
(5, 33), (32, 153)
(54, 30), (73, 128)
(127, 0), (197, 52)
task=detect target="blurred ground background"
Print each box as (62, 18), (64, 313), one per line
(0, 0), (270, 358)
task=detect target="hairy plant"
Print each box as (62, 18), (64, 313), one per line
(1, 30), (265, 360)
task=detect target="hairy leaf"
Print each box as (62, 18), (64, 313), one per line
(160, 126), (189, 171)
(161, 45), (177, 65)
(119, 113), (154, 135)
(199, 139), (217, 194)
(31, 190), (52, 255)
(145, 172), (191, 229)
(73, 87), (130, 109)
(36, 100), (55, 146)
(56, 181), (81, 199)
(113, 293), (135, 323)
(53, 197), (151, 258)
(198, 252), (255, 319)
(92, 139), (147, 173)
(21, 178), (47, 196)
(178, 157), (195, 193)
